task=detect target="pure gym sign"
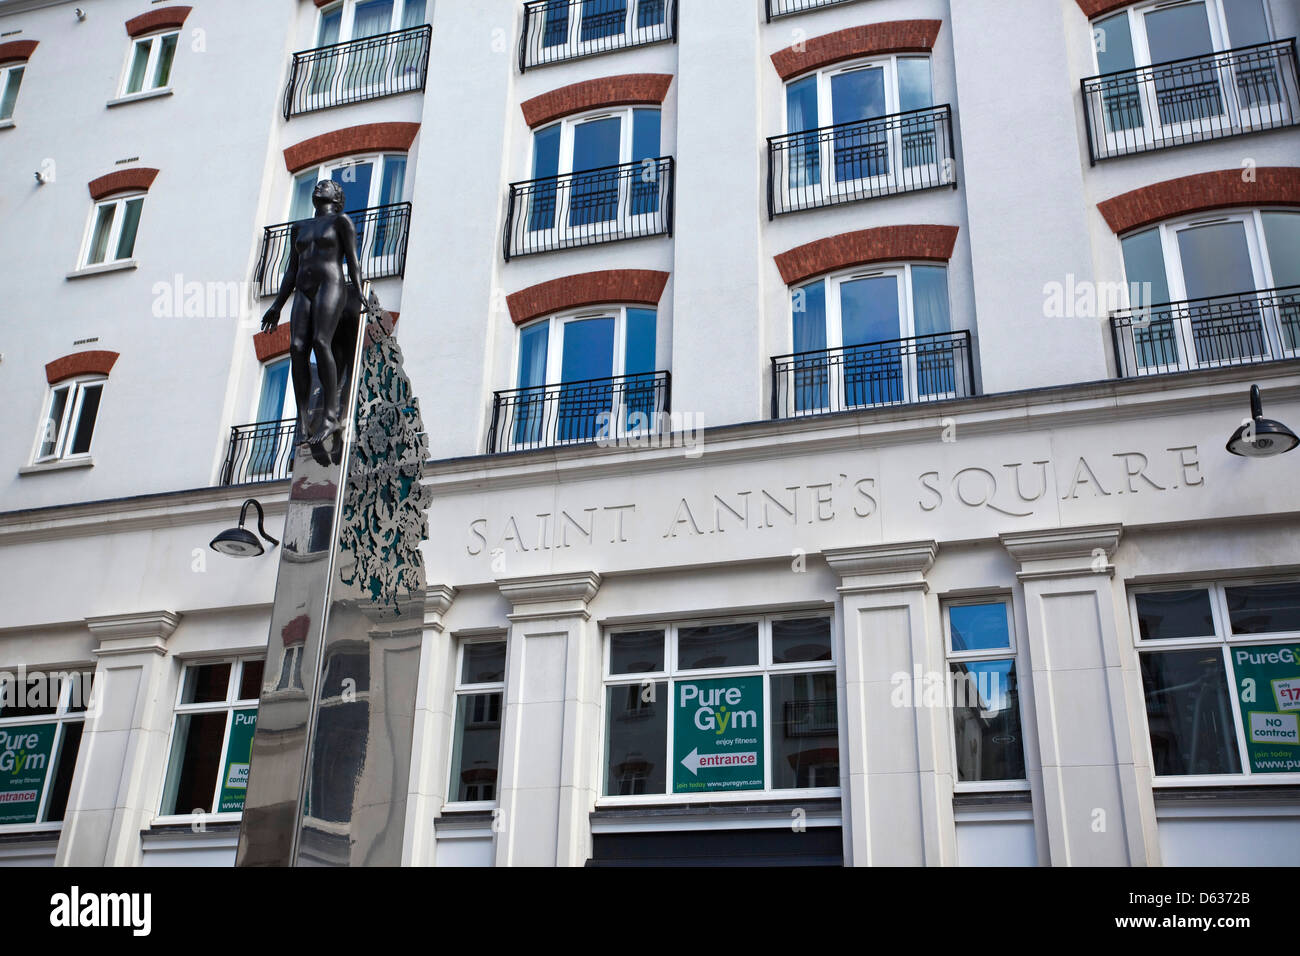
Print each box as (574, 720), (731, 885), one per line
(673, 677), (764, 793)
(0, 724), (56, 825)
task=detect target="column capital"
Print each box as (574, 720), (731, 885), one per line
(823, 541), (937, 595)
(85, 610), (181, 658)
(497, 571), (602, 622)
(423, 584), (457, 630)
(1000, 524), (1123, 580)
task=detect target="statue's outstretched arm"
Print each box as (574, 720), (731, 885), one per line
(262, 229), (300, 331)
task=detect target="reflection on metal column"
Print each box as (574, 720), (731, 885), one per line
(236, 307), (431, 866)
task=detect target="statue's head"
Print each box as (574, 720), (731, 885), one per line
(312, 179), (346, 212)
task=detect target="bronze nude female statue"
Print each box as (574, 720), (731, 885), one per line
(261, 179), (371, 464)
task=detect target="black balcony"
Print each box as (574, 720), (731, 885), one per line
(220, 419), (298, 485)
(283, 24), (431, 119)
(1110, 286), (1300, 378)
(1082, 39), (1300, 163)
(487, 370), (671, 453)
(771, 331), (974, 419)
(519, 0), (676, 71)
(766, 0), (864, 20)
(767, 105), (956, 217)
(256, 202), (412, 298)
(504, 157), (674, 260)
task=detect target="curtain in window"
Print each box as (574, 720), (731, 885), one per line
(529, 125), (561, 233)
(514, 324), (550, 446)
(630, 109), (661, 216)
(345, 0), (395, 92)
(309, 7), (344, 96)
(911, 266), (954, 396)
(623, 309), (658, 430)
(785, 76), (820, 192)
(251, 361), (290, 475)
(792, 281), (828, 413)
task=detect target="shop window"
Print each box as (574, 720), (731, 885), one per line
(1134, 580), (1300, 777)
(158, 658), (264, 817)
(944, 599), (1028, 787)
(601, 614), (838, 798)
(448, 640), (506, 804)
(0, 669), (94, 826)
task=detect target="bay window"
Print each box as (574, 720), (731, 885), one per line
(0, 670), (93, 826)
(786, 263), (957, 414)
(1086, 0), (1298, 158)
(505, 306), (663, 449)
(601, 615), (838, 799)
(159, 658), (263, 818)
(944, 599), (1028, 787)
(33, 377), (104, 464)
(121, 31), (178, 96)
(1133, 581), (1300, 778)
(80, 194), (145, 267)
(448, 640), (506, 805)
(1119, 209), (1300, 371)
(778, 57), (950, 207)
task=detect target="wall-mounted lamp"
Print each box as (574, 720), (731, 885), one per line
(1226, 385), (1298, 458)
(74, 8), (86, 21)
(210, 499), (280, 557)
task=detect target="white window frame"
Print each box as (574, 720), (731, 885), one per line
(444, 637), (507, 810)
(0, 668), (94, 832)
(317, 0), (426, 45)
(789, 262), (955, 414)
(78, 193), (146, 268)
(524, 106), (663, 241)
(120, 30), (179, 97)
(507, 306), (664, 449)
(1090, 0), (1287, 151)
(0, 61), (25, 121)
(781, 55), (937, 200)
(1120, 208), (1300, 372)
(155, 656), (264, 823)
(30, 375), (105, 465)
(1130, 578), (1300, 787)
(942, 595), (1031, 793)
(597, 611), (840, 806)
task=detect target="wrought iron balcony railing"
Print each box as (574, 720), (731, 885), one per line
(283, 24), (432, 119)
(504, 157), (674, 260)
(1110, 286), (1300, 378)
(767, 105), (956, 217)
(487, 370), (671, 453)
(256, 202), (412, 298)
(220, 419), (298, 485)
(1082, 39), (1299, 163)
(519, 0), (676, 71)
(766, 0), (863, 20)
(771, 331), (974, 419)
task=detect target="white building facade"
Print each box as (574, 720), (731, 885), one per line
(0, 0), (1298, 866)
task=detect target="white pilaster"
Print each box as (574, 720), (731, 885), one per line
(493, 571), (602, 867)
(56, 610), (180, 867)
(1000, 524), (1160, 866)
(824, 542), (955, 867)
(403, 585), (457, 866)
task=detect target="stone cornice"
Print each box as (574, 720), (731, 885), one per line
(824, 541), (937, 595)
(1001, 524), (1123, 580)
(498, 571), (601, 620)
(423, 584), (457, 629)
(86, 610), (181, 657)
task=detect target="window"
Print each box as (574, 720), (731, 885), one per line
(1133, 580), (1300, 778)
(509, 306), (662, 447)
(0, 669), (94, 826)
(249, 359), (297, 477)
(122, 31), (178, 96)
(530, 0), (670, 61)
(601, 614), (838, 798)
(0, 62), (24, 121)
(526, 107), (663, 234)
(448, 640), (506, 804)
(33, 377), (104, 464)
(783, 57), (936, 194)
(789, 263), (954, 413)
(159, 659), (263, 817)
(1120, 209), (1300, 370)
(1090, 0), (1288, 145)
(80, 194), (145, 267)
(304, 0), (428, 106)
(944, 599), (1028, 786)
(289, 153), (408, 267)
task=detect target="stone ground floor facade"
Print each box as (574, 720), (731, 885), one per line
(1, 365), (1298, 866)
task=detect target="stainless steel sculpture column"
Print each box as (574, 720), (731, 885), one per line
(235, 302), (431, 867)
